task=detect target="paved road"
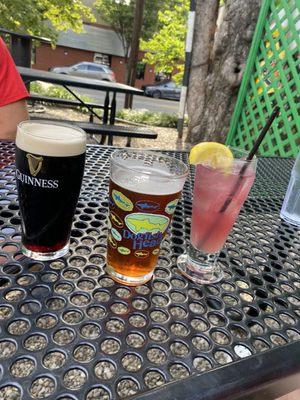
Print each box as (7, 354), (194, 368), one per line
(75, 87), (179, 114)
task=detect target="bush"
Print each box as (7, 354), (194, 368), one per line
(30, 82), (92, 104)
(116, 108), (185, 128)
(30, 82), (46, 95)
(30, 83), (186, 128)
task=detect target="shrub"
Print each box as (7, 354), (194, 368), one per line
(116, 108), (185, 128)
(30, 82), (92, 104)
(29, 84), (186, 128)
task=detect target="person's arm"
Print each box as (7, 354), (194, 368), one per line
(0, 99), (28, 140)
(0, 38), (29, 140)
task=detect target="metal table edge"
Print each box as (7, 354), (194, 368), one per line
(18, 67), (143, 95)
(132, 341), (300, 400)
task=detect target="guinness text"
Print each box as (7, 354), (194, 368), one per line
(16, 169), (59, 189)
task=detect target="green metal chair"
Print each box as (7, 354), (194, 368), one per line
(226, 0), (299, 157)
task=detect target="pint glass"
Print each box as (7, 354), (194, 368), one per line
(107, 149), (188, 285)
(15, 120), (86, 260)
(280, 152), (300, 227)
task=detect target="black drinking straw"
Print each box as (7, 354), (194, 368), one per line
(220, 106), (280, 213)
(199, 106), (280, 247)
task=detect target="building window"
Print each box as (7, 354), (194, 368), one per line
(155, 71), (171, 82)
(32, 46), (36, 65)
(94, 53), (111, 66)
(136, 62), (146, 80)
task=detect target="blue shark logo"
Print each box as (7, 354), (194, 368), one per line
(165, 199), (179, 215)
(112, 190), (133, 211)
(136, 200), (160, 212)
(111, 227), (122, 242)
(125, 213), (169, 234)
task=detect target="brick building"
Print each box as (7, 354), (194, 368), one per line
(32, 24), (156, 88)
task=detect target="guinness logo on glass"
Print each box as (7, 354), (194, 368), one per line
(27, 154), (43, 177)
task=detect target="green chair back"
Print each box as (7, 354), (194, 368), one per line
(226, 0), (300, 157)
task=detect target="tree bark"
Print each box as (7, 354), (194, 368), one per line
(187, 0), (261, 144)
(124, 0), (145, 109)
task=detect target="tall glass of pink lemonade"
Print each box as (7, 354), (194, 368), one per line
(178, 147), (257, 284)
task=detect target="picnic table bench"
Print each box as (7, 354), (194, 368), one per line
(29, 93), (109, 118)
(30, 116), (157, 146)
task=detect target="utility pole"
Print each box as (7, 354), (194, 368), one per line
(177, 0), (196, 139)
(124, 0), (145, 109)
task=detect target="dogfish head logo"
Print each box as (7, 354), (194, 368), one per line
(112, 190), (133, 212)
(125, 213), (170, 235)
(134, 250), (149, 258)
(136, 200), (160, 212)
(108, 234), (117, 249)
(165, 199), (179, 215)
(27, 154), (43, 177)
(118, 246), (131, 255)
(110, 211), (123, 228)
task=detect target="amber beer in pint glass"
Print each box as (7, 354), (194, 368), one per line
(107, 149), (188, 285)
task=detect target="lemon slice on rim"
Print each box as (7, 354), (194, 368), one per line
(189, 142), (233, 171)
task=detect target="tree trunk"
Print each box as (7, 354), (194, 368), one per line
(124, 0), (145, 109)
(187, 0), (261, 144)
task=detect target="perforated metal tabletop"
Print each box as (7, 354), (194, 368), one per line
(0, 142), (299, 400)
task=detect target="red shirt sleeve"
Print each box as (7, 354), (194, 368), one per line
(0, 38), (29, 107)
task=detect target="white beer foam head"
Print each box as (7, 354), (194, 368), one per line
(16, 121), (86, 157)
(111, 150), (188, 195)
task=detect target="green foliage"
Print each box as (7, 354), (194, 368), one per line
(0, 0), (94, 42)
(30, 82), (45, 94)
(141, 0), (189, 83)
(116, 108), (185, 128)
(30, 82), (93, 107)
(94, 0), (164, 58)
(30, 83), (182, 127)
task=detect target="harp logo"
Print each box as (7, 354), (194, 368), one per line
(27, 154), (43, 177)
(16, 154), (58, 189)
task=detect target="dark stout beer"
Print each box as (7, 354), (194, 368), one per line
(15, 121), (86, 260)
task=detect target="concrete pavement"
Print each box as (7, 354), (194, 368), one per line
(75, 87), (179, 114)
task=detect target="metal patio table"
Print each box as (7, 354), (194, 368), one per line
(18, 67), (143, 126)
(0, 142), (299, 400)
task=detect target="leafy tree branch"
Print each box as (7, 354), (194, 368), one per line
(0, 0), (94, 42)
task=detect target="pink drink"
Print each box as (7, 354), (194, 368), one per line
(191, 163), (255, 254)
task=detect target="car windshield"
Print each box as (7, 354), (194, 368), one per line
(165, 82), (176, 88)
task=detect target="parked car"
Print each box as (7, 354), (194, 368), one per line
(142, 80), (181, 100)
(50, 62), (116, 82)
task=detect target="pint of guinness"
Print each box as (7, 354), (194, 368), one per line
(15, 120), (86, 260)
